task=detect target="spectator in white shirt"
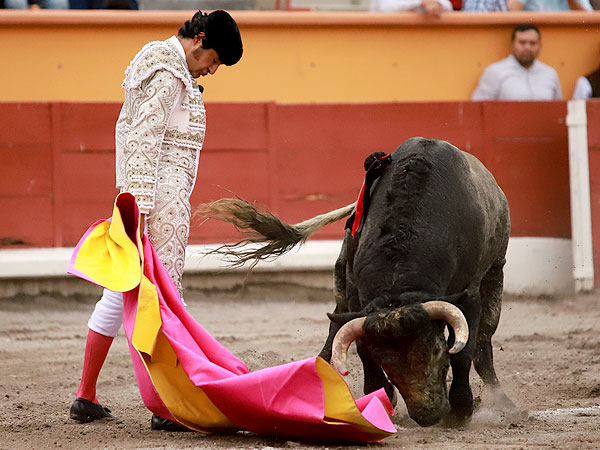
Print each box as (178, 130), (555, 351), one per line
(507, 0), (592, 10)
(572, 50), (600, 99)
(572, 73), (595, 99)
(472, 24), (562, 101)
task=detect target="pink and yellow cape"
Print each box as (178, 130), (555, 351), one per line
(68, 193), (396, 442)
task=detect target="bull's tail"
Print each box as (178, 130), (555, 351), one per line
(196, 198), (356, 268)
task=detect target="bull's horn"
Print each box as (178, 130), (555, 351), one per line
(330, 317), (366, 376)
(421, 301), (469, 354)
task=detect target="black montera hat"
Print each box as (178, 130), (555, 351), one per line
(204, 10), (243, 66)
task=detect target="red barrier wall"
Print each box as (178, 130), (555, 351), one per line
(0, 101), (570, 248)
(586, 101), (600, 284)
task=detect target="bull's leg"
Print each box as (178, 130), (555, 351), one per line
(356, 339), (396, 405)
(318, 314), (342, 362)
(444, 292), (481, 427)
(318, 240), (349, 362)
(474, 260), (518, 411)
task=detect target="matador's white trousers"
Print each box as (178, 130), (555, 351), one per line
(88, 145), (197, 337)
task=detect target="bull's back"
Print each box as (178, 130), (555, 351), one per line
(353, 138), (509, 297)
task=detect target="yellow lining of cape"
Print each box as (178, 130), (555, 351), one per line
(317, 357), (393, 436)
(71, 200), (141, 293)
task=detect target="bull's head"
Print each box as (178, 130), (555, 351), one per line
(329, 300), (468, 427)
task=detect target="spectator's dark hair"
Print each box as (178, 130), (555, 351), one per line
(511, 23), (540, 40)
(178, 10), (243, 66)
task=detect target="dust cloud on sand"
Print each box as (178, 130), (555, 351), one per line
(1, 283), (599, 449)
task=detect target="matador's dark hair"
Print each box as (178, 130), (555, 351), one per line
(178, 10), (243, 66)
(511, 23), (540, 41)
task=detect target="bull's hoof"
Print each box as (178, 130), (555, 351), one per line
(150, 414), (191, 432)
(69, 398), (114, 423)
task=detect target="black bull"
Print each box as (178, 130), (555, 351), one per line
(198, 137), (519, 427)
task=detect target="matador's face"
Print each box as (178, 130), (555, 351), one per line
(186, 33), (222, 78)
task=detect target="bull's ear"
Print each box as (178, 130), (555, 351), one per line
(327, 311), (364, 326)
(363, 152), (388, 171)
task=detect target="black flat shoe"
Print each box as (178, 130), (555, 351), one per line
(150, 413), (191, 432)
(69, 398), (114, 423)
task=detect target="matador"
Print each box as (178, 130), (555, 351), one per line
(69, 9), (243, 430)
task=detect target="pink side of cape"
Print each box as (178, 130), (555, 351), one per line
(135, 235), (396, 440)
(71, 193), (396, 442)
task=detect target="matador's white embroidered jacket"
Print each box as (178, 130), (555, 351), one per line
(115, 36), (206, 214)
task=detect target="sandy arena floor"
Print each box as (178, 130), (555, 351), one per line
(1, 283), (600, 449)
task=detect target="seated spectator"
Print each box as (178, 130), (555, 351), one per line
(572, 59), (600, 99)
(69, 0), (137, 8)
(370, 0), (453, 16)
(3, 0), (68, 8)
(506, 0), (592, 10)
(472, 24), (562, 101)
(463, 0), (516, 11)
